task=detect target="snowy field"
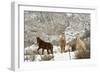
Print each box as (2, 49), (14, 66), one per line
(24, 44), (76, 62)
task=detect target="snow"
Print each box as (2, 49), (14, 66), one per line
(53, 52), (75, 61)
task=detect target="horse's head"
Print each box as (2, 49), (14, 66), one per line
(36, 37), (39, 42)
(36, 37), (41, 44)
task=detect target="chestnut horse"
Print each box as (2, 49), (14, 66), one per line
(36, 37), (53, 55)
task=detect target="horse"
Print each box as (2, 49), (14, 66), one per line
(36, 37), (53, 55)
(59, 33), (66, 53)
(75, 33), (87, 54)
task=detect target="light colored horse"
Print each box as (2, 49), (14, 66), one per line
(75, 33), (86, 53)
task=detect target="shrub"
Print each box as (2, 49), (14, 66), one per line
(40, 54), (54, 61)
(75, 50), (90, 59)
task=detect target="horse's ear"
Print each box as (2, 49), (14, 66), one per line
(36, 37), (38, 39)
(36, 37), (40, 41)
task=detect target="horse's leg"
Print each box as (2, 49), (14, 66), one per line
(60, 44), (63, 53)
(37, 47), (40, 54)
(47, 49), (50, 54)
(50, 48), (53, 55)
(50, 48), (54, 58)
(42, 49), (44, 55)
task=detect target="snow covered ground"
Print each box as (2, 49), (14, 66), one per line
(24, 45), (76, 62)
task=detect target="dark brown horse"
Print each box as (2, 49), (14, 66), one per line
(36, 37), (53, 55)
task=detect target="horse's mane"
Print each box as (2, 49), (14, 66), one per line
(37, 37), (45, 43)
